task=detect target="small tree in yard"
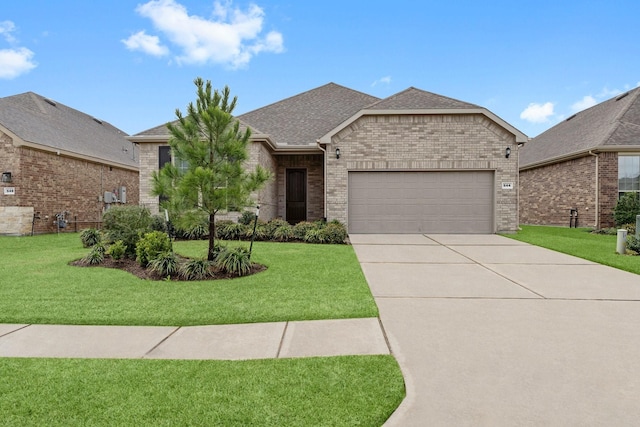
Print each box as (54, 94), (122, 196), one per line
(614, 192), (640, 226)
(152, 78), (270, 260)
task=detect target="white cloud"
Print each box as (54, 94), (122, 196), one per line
(520, 102), (555, 123)
(0, 47), (37, 79)
(597, 86), (623, 99)
(122, 30), (169, 57)
(571, 95), (597, 113)
(130, 0), (284, 68)
(371, 76), (391, 87)
(0, 21), (17, 43)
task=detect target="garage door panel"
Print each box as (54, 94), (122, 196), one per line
(348, 171), (494, 234)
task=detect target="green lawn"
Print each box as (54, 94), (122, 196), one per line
(0, 233), (378, 326)
(505, 225), (640, 275)
(0, 356), (404, 426)
(0, 233), (405, 426)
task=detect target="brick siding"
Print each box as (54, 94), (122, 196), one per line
(325, 114), (519, 233)
(519, 153), (618, 229)
(0, 131), (139, 235)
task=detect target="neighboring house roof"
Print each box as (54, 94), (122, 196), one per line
(237, 82), (380, 147)
(0, 92), (137, 169)
(520, 87), (640, 169)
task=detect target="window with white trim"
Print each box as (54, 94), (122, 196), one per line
(619, 155), (640, 198)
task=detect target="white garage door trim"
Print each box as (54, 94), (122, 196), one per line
(348, 171), (495, 234)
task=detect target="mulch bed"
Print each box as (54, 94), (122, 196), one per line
(70, 256), (266, 281)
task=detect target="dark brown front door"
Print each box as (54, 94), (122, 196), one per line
(286, 169), (307, 224)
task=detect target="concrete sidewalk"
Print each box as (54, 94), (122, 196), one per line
(0, 318), (390, 360)
(351, 234), (640, 426)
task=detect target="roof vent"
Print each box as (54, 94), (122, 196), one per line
(93, 117), (103, 125)
(566, 114), (577, 121)
(43, 98), (57, 106)
(615, 92), (629, 101)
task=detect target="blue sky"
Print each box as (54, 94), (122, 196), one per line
(1, 0), (639, 137)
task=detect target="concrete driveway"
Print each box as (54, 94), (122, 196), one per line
(351, 234), (640, 426)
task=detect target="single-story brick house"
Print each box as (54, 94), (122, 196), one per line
(0, 92), (139, 235)
(130, 83), (527, 234)
(519, 87), (640, 229)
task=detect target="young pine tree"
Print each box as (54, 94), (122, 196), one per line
(152, 78), (271, 260)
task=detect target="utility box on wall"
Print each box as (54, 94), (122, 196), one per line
(119, 186), (127, 204)
(104, 191), (116, 204)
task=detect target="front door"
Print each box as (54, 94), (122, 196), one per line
(286, 169), (307, 224)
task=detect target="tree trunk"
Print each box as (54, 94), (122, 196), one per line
(208, 212), (216, 261)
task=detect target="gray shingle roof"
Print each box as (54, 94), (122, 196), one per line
(237, 83), (380, 146)
(0, 92), (137, 168)
(366, 87), (480, 110)
(520, 87), (640, 168)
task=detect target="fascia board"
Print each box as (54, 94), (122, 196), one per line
(15, 139), (139, 172)
(520, 146), (640, 171)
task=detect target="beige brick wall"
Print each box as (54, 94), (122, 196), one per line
(138, 141), (164, 213)
(0, 130), (139, 235)
(247, 142), (278, 221)
(326, 114), (519, 233)
(140, 140), (280, 221)
(519, 153), (618, 229)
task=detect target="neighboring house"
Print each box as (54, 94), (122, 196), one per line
(519, 87), (640, 229)
(131, 83), (526, 234)
(0, 92), (139, 235)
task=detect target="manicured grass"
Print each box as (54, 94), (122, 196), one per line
(0, 233), (378, 326)
(0, 355), (404, 426)
(505, 225), (640, 275)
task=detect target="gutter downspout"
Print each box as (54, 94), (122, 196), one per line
(588, 151), (599, 229)
(316, 140), (327, 220)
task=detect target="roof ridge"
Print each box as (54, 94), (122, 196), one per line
(239, 82), (377, 117)
(602, 87), (640, 145)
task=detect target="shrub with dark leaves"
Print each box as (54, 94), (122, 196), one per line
(80, 228), (101, 248)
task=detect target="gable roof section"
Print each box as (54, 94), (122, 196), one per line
(319, 87), (527, 144)
(237, 83), (380, 146)
(0, 92), (137, 169)
(366, 87), (480, 110)
(520, 87), (640, 169)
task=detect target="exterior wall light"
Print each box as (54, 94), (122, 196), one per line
(1, 172), (11, 183)
(505, 147), (511, 159)
(335, 148), (341, 159)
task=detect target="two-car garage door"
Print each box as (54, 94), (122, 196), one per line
(348, 171), (494, 234)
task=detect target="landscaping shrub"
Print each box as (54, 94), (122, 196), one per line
(614, 193), (640, 226)
(148, 251), (178, 276)
(107, 240), (127, 260)
(272, 223), (294, 242)
(320, 222), (348, 244)
(304, 228), (326, 244)
(245, 221), (269, 241)
(621, 223), (637, 237)
(179, 258), (212, 281)
(292, 221), (317, 240)
(215, 246), (252, 276)
(82, 243), (106, 265)
(627, 235), (640, 254)
(174, 209), (209, 240)
(135, 231), (173, 267)
(238, 210), (257, 225)
(216, 221), (248, 240)
(150, 215), (168, 233)
(264, 218), (289, 239)
(80, 228), (101, 248)
(102, 205), (153, 257)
